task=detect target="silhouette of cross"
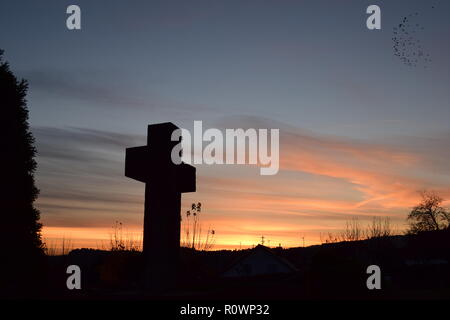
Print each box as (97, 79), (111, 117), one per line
(125, 122), (195, 291)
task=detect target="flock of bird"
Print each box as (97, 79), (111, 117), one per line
(392, 4), (439, 68)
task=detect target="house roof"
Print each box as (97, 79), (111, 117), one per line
(220, 245), (298, 276)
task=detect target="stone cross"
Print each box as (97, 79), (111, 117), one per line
(125, 122), (196, 291)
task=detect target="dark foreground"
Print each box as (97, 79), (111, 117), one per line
(4, 229), (450, 301)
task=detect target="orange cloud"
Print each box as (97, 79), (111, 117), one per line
(38, 123), (450, 251)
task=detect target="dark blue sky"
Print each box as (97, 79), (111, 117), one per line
(1, 0), (449, 249)
(1, 0), (449, 136)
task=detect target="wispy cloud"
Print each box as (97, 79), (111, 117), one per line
(25, 70), (159, 109)
(33, 126), (145, 228)
(34, 120), (450, 249)
(213, 115), (450, 205)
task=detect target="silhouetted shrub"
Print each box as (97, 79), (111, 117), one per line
(0, 50), (45, 297)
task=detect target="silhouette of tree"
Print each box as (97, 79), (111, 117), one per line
(408, 191), (450, 234)
(0, 50), (44, 295)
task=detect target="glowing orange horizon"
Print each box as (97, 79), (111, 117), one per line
(38, 126), (450, 254)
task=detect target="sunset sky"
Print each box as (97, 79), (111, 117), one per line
(1, 0), (450, 250)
